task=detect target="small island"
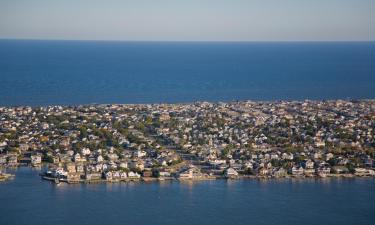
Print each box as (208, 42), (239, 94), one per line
(0, 100), (374, 184)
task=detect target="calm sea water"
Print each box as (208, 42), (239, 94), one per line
(0, 167), (374, 225)
(0, 40), (375, 106)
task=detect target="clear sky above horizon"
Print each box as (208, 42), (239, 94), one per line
(0, 0), (375, 41)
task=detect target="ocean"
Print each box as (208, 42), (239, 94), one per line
(0, 40), (375, 106)
(1, 40), (375, 225)
(0, 167), (374, 225)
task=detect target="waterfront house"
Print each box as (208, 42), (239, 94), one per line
(120, 171), (127, 179)
(178, 168), (193, 179)
(273, 168), (287, 177)
(332, 166), (349, 174)
(291, 166), (304, 176)
(141, 168), (152, 177)
(67, 173), (80, 183)
(105, 171), (113, 181)
(85, 172), (101, 181)
(31, 154), (42, 166)
(316, 167), (331, 177)
(178, 166), (203, 180)
(224, 167), (239, 178)
(354, 168), (375, 176)
(304, 168), (315, 177)
(128, 171), (141, 179)
(259, 167), (270, 176)
(113, 171), (120, 180)
(50, 167), (68, 178)
(159, 171), (171, 177)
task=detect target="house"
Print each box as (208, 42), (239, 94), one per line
(52, 156), (60, 164)
(60, 137), (70, 147)
(118, 162), (128, 169)
(316, 167), (331, 177)
(304, 168), (315, 177)
(354, 168), (375, 176)
(315, 140), (325, 148)
(105, 171), (113, 181)
(31, 155), (42, 166)
(112, 171), (120, 180)
(74, 153), (85, 162)
(85, 172), (102, 181)
(7, 154), (18, 166)
(128, 171), (141, 179)
(108, 161), (118, 170)
(96, 155), (104, 163)
(135, 150), (147, 158)
(67, 173), (80, 183)
(282, 153), (293, 160)
(332, 166), (349, 174)
(130, 160), (144, 171)
(273, 168), (287, 177)
(258, 167), (270, 176)
(19, 143), (29, 152)
(48, 167), (67, 178)
(159, 171), (171, 177)
(159, 113), (170, 121)
(0, 155), (7, 165)
(178, 166), (203, 179)
(291, 166), (304, 176)
(224, 167), (239, 178)
(120, 171), (128, 179)
(304, 160), (314, 169)
(65, 163), (76, 173)
(325, 153), (334, 161)
(95, 164), (103, 172)
(142, 170), (153, 177)
(76, 164), (85, 173)
(364, 158), (373, 167)
(81, 148), (91, 156)
(107, 153), (119, 161)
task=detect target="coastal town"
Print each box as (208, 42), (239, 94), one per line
(0, 99), (374, 184)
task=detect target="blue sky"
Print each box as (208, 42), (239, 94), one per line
(0, 0), (374, 41)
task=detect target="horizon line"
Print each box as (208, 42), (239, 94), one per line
(1, 38), (375, 43)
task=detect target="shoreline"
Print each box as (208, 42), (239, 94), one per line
(1, 98), (375, 108)
(39, 173), (373, 185)
(3, 166), (374, 184)
(20, 165), (368, 185)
